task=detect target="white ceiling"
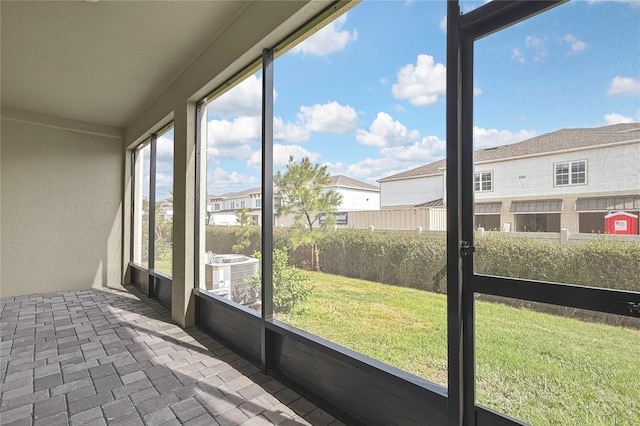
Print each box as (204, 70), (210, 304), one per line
(1, 1), (254, 128)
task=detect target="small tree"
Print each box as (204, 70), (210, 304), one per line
(274, 156), (342, 271)
(232, 207), (252, 254)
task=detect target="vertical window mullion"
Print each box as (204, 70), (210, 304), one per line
(149, 133), (158, 275)
(446, 2), (463, 424)
(459, 33), (476, 426)
(130, 150), (137, 263)
(261, 48), (275, 373)
(195, 102), (204, 289)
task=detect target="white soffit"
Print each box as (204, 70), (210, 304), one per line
(1, 1), (253, 127)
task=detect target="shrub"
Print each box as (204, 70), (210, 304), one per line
(246, 249), (313, 313)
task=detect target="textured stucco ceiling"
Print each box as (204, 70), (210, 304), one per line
(1, 1), (252, 127)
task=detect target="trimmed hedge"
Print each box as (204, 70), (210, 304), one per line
(316, 230), (446, 292)
(475, 233), (640, 293)
(205, 227), (640, 294)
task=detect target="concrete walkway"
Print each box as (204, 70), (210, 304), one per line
(0, 287), (343, 426)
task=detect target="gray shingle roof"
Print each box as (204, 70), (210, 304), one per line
(208, 187), (261, 200)
(328, 175), (379, 191)
(379, 123), (640, 182)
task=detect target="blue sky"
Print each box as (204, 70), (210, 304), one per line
(154, 0), (640, 200)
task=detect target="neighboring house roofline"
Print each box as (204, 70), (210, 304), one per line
(208, 186), (262, 201)
(475, 138), (640, 166)
(378, 171), (445, 183)
(378, 123), (639, 182)
(328, 175), (380, 192)
(209, 176), (379, 200)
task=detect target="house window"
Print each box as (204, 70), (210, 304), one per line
(214, 203), (220, 211)
(555, 160), (586, 186)
(240, 201), (246, 208)
(474, 171), (493, 192)
(230, 202), (235, 209)
(256, 199), (262, 208)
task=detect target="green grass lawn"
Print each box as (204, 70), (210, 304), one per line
(280, 271), (640, 426)
(153, 258), (172, 277)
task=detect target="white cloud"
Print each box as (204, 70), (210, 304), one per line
(207, 116), (261, 146)
(604, 113), (635, 125)
(327, 157), (406, 184)
(347, 158), (403, 182)
(155, 135), (174, 157)
(356, 112), (419, 147)
(607, 76), (640, 96)
(392, 54), (446, 106)
(154, 135), (174, 199)
(274, 144), (320, 168)
(511, 48), (525, 63)
(155, 172), (172, 185)
(291, 14), (357, 57)
(439, 15), (447, 33)
(328, 146), (446, 185)
(155, 173), (173, 195)
(379, 77), (389, 86)
(209, 144), (254, 161)
(325, 134), (446, 185)
(588, 0), (640, 8)
(298, 101), (358, 133)
(206, 75), (264, 117)
(526, 36), (547, 61)
(473, 126), (537, 149)
(208, 167), (257, 193)
(333, 126), (536, 184)
(563, 34), (587, 53)
(207, 100), (357, 146)
(274, 117), (310, 143)
(473, 86), (482, 96)
(512, 37), (547, 63)
(273, 101), (358, 142)
(380, 135), (446, 163)
(248, 144), (320, 171)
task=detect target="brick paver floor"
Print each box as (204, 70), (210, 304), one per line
(0, 286), (344, 426)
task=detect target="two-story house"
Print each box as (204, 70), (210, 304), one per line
(325, 175), (381, 211)
(378, 124), (640, 233)
(207, 175), (380, 227)
(207, 187), (262, 226)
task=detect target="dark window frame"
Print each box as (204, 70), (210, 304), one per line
(189, 2), (640, 426)
(130, 123), (175, 301)
(455, 2), (639, 426)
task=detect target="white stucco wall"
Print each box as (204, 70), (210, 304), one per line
(475, 143), (640, 200)
(222, 194), (261, 210)
(1, 113), (123, 297)
(380, 175), (444, 208)
(334, 188), (380, 211)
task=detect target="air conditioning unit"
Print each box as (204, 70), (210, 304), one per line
(204, 253), (259, 305)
